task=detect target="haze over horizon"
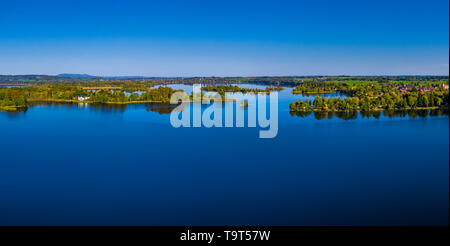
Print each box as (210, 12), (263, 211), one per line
(1, 0), (448, 76)
(2, 73), (449, 78)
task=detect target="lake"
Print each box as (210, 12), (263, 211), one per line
(0, 85), (448, 225)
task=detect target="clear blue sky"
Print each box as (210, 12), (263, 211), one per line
(1, 0), (448, 76)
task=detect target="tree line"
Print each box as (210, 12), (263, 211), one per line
(0, 85), (183, 111)
(290, 89), (448, 112)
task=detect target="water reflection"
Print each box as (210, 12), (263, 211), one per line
(0, 109), (28, 120)
(146, 104), (180, 114)
(0, 85), (25, 88)
(25, 102), (130, 114)
(290, 109), (449, 120)
(335, 111), (359, 120)
(2, 100), (449, 121)
(88, 103), (128, 113)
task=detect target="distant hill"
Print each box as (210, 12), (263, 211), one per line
(0, 74), (74, 83)
(0, 74), (99, 83)
(103, 76), (154, 79)
(58, 73), (97, 78)
(58, 74), (153, 79)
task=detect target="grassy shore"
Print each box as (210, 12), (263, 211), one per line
(0, 105), (26, 112)
(292, 90), (336, 94)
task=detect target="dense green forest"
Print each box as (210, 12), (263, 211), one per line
(292, 82), (346, 94)
(290, 88), (449, 112)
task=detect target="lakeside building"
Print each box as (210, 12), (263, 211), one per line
(77, 96), (90, 101)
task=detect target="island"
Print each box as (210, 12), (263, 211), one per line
(290, 81), (448, 112)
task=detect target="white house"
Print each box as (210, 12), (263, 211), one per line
(77, 96), (90, 101)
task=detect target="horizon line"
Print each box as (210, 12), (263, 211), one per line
(1, 74), (449, 78)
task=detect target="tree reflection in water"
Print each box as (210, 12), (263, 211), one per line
(146, 103), (182, 115)
(289, 109), (448, 120)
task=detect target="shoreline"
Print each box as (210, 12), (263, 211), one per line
(0, 105), (27, 112)
(289, 106), (446, 113)
(0, 98), (241, 111)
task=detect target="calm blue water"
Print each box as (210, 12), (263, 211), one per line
(0, 85), (448, 225)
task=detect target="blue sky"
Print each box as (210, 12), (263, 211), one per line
(1, 0), (448, 76)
